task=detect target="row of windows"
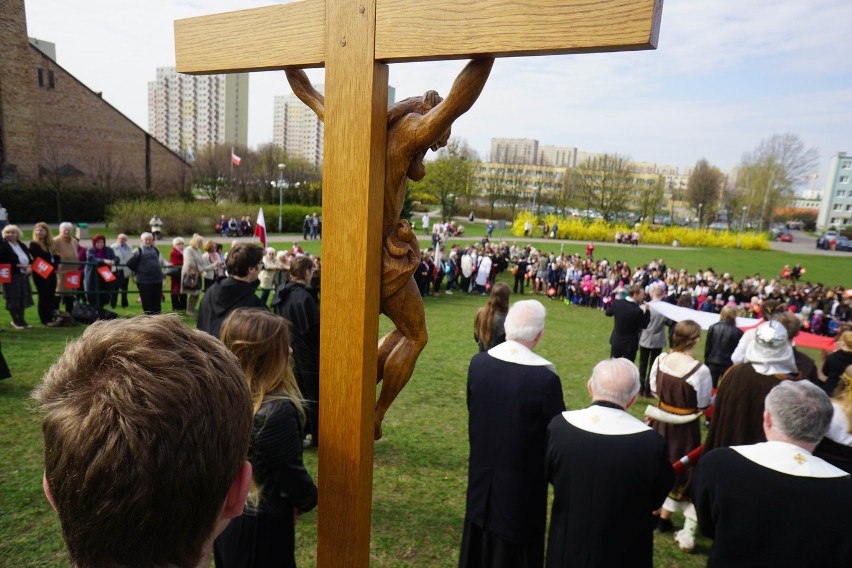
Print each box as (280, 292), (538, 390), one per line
(832, 204), (852, 211)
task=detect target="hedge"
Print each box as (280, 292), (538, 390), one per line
(0, 184), (148, 224)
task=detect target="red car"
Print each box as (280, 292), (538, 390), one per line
(779, 231), (793, 242)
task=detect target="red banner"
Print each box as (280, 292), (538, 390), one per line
(97, 265), (116, 282)
(64, 272), (81, 289)
(0, 264), (10, 284)
(32, 257), (54, 279)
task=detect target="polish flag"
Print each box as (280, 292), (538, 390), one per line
(231, 148), (241, 166)
(254, 207), (267, 248)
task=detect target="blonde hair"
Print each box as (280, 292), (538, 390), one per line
(839, 330), (852, 353)
(672, 320), (702, 352)
(2, 224), (22, 239)
(189, 234), (204, 249)
(31, 222), (55, 252)
(203, 239), (217, 253)
(834, 364), (852, 435)
(220, 309), (305, 419)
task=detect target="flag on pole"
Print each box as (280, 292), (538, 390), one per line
(230, 148), (241, 167)
(254, 207), (267, 248)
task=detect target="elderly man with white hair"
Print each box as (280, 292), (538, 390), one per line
(695, 380), (852, 567)
(460, 299), (565, 568)
(545, 358), (674, 568)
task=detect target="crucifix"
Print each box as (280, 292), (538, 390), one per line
(175, 1), (662, 565)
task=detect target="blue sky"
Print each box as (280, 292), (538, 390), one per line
(24, 0), (852, 187)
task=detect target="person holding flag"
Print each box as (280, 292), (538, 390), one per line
(28, 222), (60, 327)
(0, 225), (34, 329)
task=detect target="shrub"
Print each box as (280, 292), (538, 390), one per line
(107, 200), (322, 236)
(511, 212), (769, 250)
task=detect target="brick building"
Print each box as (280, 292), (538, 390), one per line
(0, 0), (189, 190)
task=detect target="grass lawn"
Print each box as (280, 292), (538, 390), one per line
(0, 245), (848, 567)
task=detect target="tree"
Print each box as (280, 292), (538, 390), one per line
(191, 144), (232, 204)
(567, 154), (635, 222)
(636, 175), (666, 223)
(414, 138), (477, 222)
(687, 159), (725, 227)
(737, 134), (818, 230)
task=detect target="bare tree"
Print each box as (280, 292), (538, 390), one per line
(192, 144), (232, 204)
(415, 138), (477, 221)
(568, 154), (635, 222)
(687, 159), (725, 226)
(636, 175), (666, 223)
(737, 134), (818, 230)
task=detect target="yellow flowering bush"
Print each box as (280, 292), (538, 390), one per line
(511, 212), (769, 250)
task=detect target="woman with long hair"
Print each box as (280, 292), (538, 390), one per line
(649, 319), (712, 553)
(473, 281), (511, 352)
(214, 308), (317, 568)
(181, 234), (212, 316)
(28, 222), (59, 326)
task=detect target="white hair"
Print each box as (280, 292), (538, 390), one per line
(141, 232), (153, 240)
(172, 237), (184, 247)
(588, 358), (640, 407)
(59, 222), (74, 233)
(504, 300), (546, 342)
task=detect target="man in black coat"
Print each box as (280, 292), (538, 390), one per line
(197, 243), (267, 338)
(460, 300), (565, 568)
(545, 358), (673, 568)
(605, 284), (650, 362)
(704, 305), (743, 387)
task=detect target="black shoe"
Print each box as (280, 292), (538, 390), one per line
(656, 518), (673, 533)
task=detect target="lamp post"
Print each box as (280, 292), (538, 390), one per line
(277, 163), (286, 233)
(737, 205), (748, 248)
(697, 203), (703, 228)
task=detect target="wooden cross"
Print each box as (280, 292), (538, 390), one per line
(175, 1), (662, 565)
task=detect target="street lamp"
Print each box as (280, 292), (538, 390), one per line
(697, 203), (703, 228)
(277, 163), (286, 233)
(737, 205), (748, 248)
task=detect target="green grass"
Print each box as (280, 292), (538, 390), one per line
(0, 245), (847, 567)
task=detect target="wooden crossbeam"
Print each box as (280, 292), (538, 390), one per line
(175, 0), (661, 73)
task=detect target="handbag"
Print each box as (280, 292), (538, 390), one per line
(182, 271), (200, 291)
(165, 265), (181, 277)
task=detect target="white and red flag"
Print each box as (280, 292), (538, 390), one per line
(230, 148), (241, 166)
(254, 207), (267, 248)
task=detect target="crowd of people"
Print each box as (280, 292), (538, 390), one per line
(463, 294), (852, 566)
(7, 216), (852, 567)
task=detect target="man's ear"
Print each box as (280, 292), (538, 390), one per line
(43, 474), (57, 511)
(223, 461), (252, 521)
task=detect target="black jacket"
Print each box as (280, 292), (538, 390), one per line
(197, 277), (267, 338)
(273, 281), (320, 379)
(704, 319), (743, 366)
(605, 298), (650, 352)
(245, 397), (317, 517)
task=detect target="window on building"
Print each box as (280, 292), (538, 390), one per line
(48, 70), (55, 89)
(840, 176), (850, 184)
(843, 162), (852, 170)
(37, 68), (43, 87)
(839, 190), (847, 197)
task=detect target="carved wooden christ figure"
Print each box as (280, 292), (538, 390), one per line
(286, 58), (494, 439)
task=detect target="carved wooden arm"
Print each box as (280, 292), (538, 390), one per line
(285, 68), (325, 122)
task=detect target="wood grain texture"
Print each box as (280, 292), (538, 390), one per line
(175, 0), (662, 74)
(315, 1), (385, 566)
(174, 0), (325, 73)
(376, 0), (663, 62)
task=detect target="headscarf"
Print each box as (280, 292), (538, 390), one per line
(744, 320), (797, 375)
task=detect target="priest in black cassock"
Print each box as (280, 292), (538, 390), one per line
(605, 284), (650, 362)
(694, 380), (852, 567)
(545, 358), (674, 568)
(460, 300), (565, 568)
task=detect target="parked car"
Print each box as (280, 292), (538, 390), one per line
(778, 231), (793, 242)
(835, 236), (851, 251)
(817, 230), (838, 250)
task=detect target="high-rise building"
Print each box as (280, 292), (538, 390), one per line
(274, 83), (395, 166)
(148, 67), (248, 158)
(273, 86), (325, 166)
(816, 152), (852, 230)
(490, 138), (539, 164)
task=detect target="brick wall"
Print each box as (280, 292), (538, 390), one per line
(1, 0), (189, 190)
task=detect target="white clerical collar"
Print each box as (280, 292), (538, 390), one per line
(732, 441), (848, 479)
(562, 405), (651, 436)
(488, 340), (556, 372)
